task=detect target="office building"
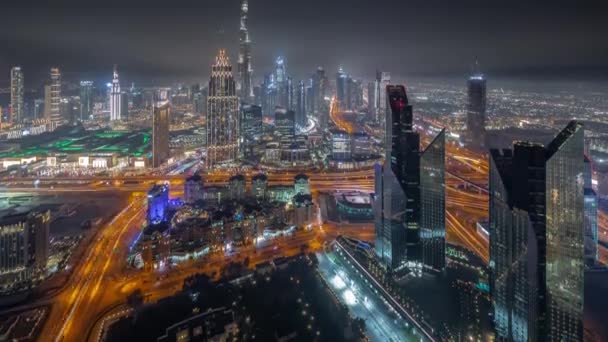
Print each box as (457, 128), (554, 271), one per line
(79, 81), (94, 121)
(10, 67), (24, 124)
(296, 80), (307, 129)
(261, 73), (278, 119)
(152, 100), (170, 168)
(241, 104), (262, 139)
(237, 0), (253, 101)
(330, 129), (351, 161)
(367, 81), (376, 119)
(0, 210), (50, 292)
(373, 85), (445, 273)
(240, 104), (262, 159)
(312, 67), (327, 115)
(294, 174), (310, 195)
(466, 71), (487, 150)
(372, 71), (390, 124)
(228, 175), (246, 201)
(251, 173), (268, 200)
(274, 108), (295, 138)
(184, 174), (204, 205)
(336, 67), (348, 110)
(110, 65), (122, 121)
(583, 155), (598, 265)
(489, 121), (584, 341)
(352, 132), (373, 158)
(206, 49), (239, 168)
(44, 67), (63, 127)
(147, 184), (169, 225)
(420, 129), (446, 271)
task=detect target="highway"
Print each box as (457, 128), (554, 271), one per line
(14, 112), (608, 341)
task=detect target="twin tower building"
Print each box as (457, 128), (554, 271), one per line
(373, 85), (446, 274)
(374, 84), (585, 341)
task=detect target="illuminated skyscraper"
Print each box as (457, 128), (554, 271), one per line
(374, 85), (445, 273)
(152, 100), (170, 168)
(274, 57), (286, 84)
(296, 80), (306, 129)
(110, 65), (122, 121)
(373, 70), (390, 123)
(10, 67), (24, 124)
(206, 49), (239, 168)
(336, 67), (348, 110)
(237, 0), (253, 101)
(466, 66), (486, 149)
(489, 121), (584, 341)
(44, 67), (63, 128)
(583, 155), (598, 265)
(79, 81), (93, 121)
(420, 129), (446, 271)
(312, 67), (327, 114)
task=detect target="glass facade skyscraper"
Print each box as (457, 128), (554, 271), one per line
(466, 72), (486, 150)
(79, 81), (93, 121)
(583, 155), (598, 265)
(489, 121), (584, 341)
(545, 121), (584, 341)
(373, 85), (445, 273)
(420, 129), (446, 271)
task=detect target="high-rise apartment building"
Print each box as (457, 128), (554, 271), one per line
(373, 85), (445, 273)
(110, 65), (122, 121)
(237, 0), (253, 101)
(489, 121), (584, 341)
(152, 100), (170, 168)
(10, 67), (24, 124)
(206, 49), (239, 168)
(44, 67), (63, 128)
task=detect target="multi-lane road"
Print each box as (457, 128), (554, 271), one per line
(3, 129), (606, 340)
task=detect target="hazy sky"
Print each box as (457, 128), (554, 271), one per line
(1, 0), (608, 86)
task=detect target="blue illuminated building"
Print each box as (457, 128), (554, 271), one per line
(147, 184), (169, 225)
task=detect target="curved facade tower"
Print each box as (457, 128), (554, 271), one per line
(237, 0), (253, 101)
(206, 49), (239, 168)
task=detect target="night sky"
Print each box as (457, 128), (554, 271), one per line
(1, 0), (608, 86)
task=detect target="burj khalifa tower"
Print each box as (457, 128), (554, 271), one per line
(237, 0), (253, 101)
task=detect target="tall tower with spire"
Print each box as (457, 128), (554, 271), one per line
(237, 0), (253, 101)
(110, 65), (122, 121)
(207, 50), (239, 168)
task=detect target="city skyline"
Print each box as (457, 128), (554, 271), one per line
(0, 1), (606, 341)
(2, 1), (608, 86)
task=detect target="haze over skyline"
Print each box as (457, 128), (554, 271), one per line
(2, 0), (608, 86)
